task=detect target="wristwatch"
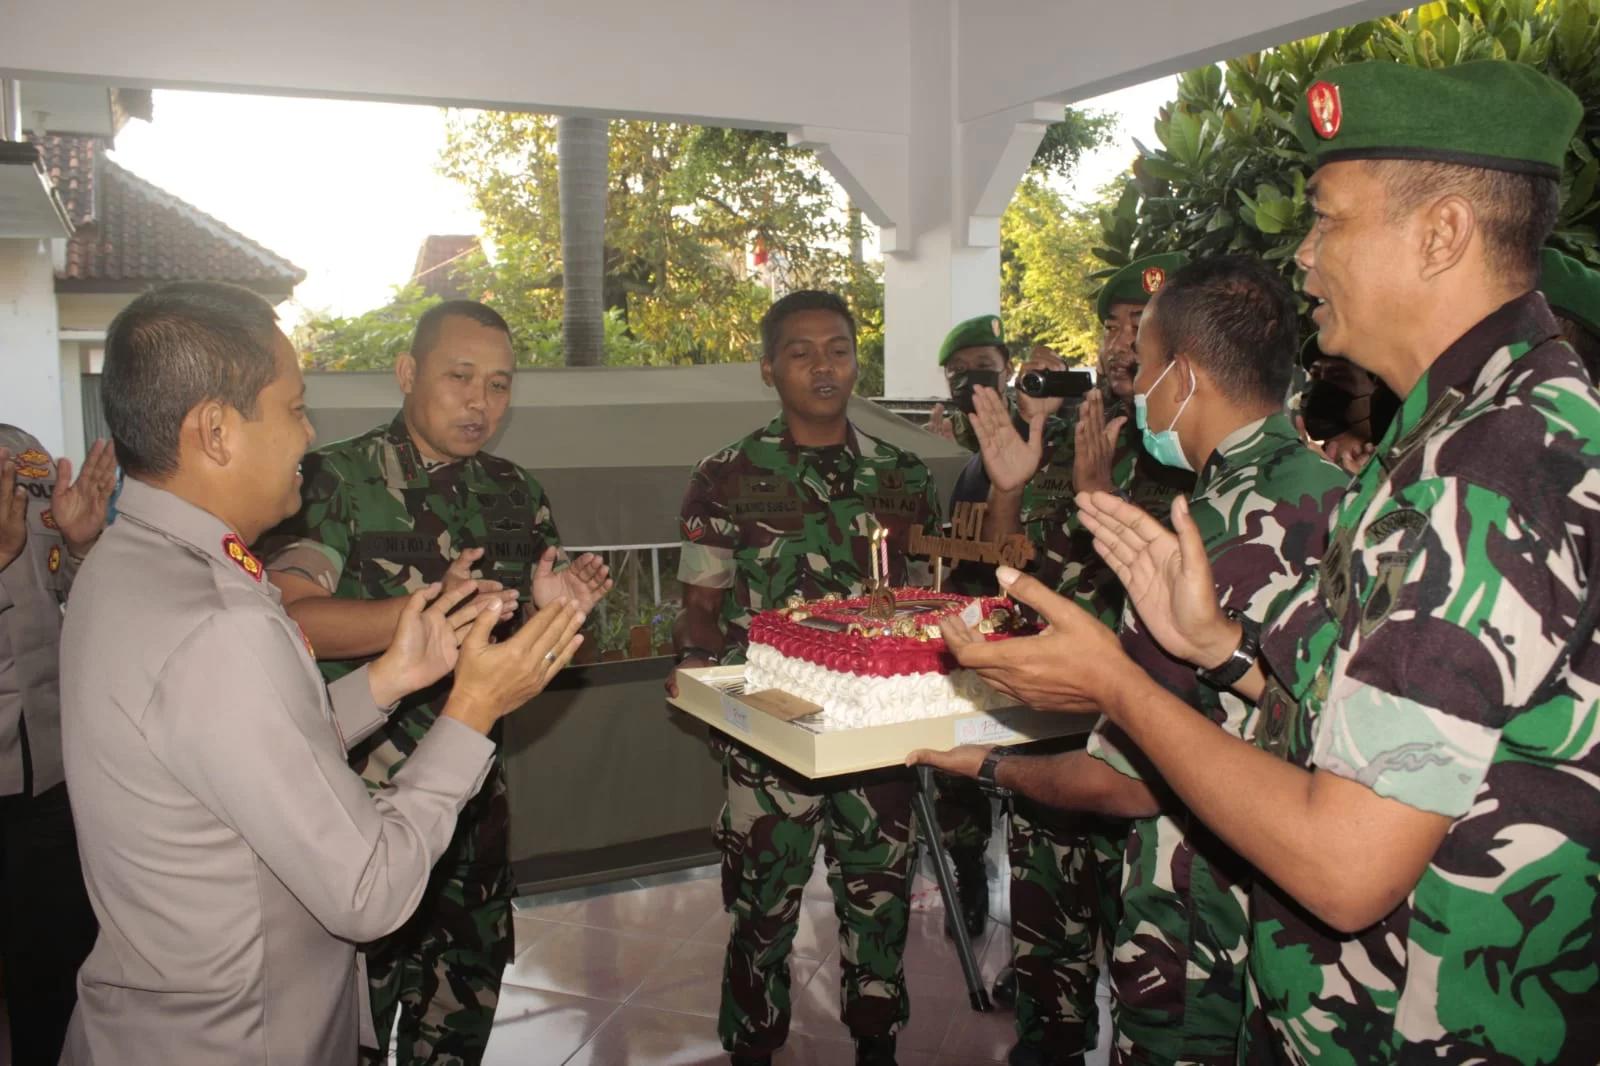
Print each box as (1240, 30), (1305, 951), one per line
(1195, 609), (1260, 690)
(675, 645), (720, 666)
(978, 750), (1012, 796)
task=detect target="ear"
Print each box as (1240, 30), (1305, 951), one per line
(185, 400), (233, 469)
(395, 353), (418, 395)
(760, 357), (775, 388)
(1170, 354), (1199, 403)
(1418, 194), (1475, 281)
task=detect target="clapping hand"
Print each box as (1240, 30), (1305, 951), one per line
(1075, 491), (1238, 670)
(971, 386), (1044, 494)
(531, 548), (611, 613)
(1072, 391), (1123, 497)
(442, 548), (519, 617)
(0, 453), (26, 572)
(445, 597), (587, 733)
(52, 439), (119, 558)
(926, 403), (958, 441)
(937, 565), (1126, 713)
(368, 581), (502, 705)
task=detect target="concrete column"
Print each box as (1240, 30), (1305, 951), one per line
(797, 0), (1053, 400)
(0, 239), (65, 455)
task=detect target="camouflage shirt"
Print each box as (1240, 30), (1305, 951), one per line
(677, 415), (942, 664)
(264, 413), (565, 788)
(1085, 414), (1346, 1064)
(1247, 294), (1600, 1064)
(1022, 393), (1191, 624)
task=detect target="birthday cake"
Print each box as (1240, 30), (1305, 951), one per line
(743, 590), (1030, 730)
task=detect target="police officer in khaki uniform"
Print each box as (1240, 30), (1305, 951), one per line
(58, 281), (587, 1066)
(0, 428), (116, 1065)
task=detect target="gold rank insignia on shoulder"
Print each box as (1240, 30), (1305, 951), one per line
(47, 545), (61, 574)
(297, 623), (317, 662)
(222, 534), (264, 582)
(40, 510), (57, 530)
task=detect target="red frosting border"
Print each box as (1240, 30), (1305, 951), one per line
(748, 589), (1024, 677)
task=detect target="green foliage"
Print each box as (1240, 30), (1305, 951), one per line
(439, 116), (852, 366)
(297, 285), (441, 370)
(1096, 0), (1600, 283)
(1000, 177), (1106, 363)
(1029, 109), (1120, 178)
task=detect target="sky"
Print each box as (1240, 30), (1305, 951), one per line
(108, 77), (1178, 327)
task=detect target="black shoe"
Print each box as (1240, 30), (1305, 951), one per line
(991, 962), (1017, 1008)
(729, 1053), (772, 1066)
(1006, 1045), (1084, 1066)
(855, 1034), (897, 1065)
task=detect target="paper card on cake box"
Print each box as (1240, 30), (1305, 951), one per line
(668, 666), (1095, 778)
(740, 689), (824, 722)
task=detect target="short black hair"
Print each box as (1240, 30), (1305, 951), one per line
(1372, 161), (1560, 290)
(410, 300), (512, 364)
(102, 282), (282, 479)
(1147, 255), (1297, 407)
(760, 290), (856, 361)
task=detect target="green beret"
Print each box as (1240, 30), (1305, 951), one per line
(1541, 247), (1600, 339)
(1293, 60), (1582, 179)
(938, 314), (1006, 366)
(1094, 252), (1190, 323)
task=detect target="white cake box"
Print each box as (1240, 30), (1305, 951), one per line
(669, 665), (1097, 778)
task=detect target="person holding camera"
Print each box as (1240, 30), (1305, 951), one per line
(961, 254), (1194, 1066)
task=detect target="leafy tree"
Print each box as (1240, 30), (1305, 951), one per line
(1001, 177), (1108, 363)
(439, 116), (850, 365)
(296, 284), (440, 370)
(1095, 0), (1600, 283)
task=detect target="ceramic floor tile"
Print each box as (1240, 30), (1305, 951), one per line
(479, 985), (620, 1066)
(689, 904), (735, 946)
(902, 911), (997, 1000)
(561, 1004), (729, 1065)
(937, 1001), (1018, 1063)
(793, 896), (841, 960)
(513, 913), (561, 957)
(501, 921), (680, 1002)
(535, 877), (724, 940)
(634, 863), (720, 889)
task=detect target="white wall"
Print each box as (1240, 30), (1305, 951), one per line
(0, 240), (65, 456)
(58, 341), (86, 469)
(957, 0), (1404, 120)
(4, 0), (911, 134)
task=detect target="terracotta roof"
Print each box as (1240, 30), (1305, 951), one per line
(39, 135), (304, 297)
(410, 234), (479, 300)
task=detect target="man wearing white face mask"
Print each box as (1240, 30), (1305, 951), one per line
(923, 255), (1348, 1064)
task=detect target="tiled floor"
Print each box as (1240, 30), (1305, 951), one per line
(486, 848), (1090, 1066)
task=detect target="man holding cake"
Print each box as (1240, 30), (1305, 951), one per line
(961, 254), (1195, 1065)
(669, 290), (942, 1066)
(935, 61), (1600, 1064)
(915, 254), (1347, 1064)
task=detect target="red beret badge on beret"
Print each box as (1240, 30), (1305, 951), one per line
(1142, 267), (1166, 295)
(222, 534), (264, 581)
(1307, 81), (1342, 139)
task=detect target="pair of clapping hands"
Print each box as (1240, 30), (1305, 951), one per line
(910, 491), (1235, 775)
(365, 547), (614, 734)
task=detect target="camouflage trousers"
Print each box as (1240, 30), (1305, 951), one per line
(716, 743), (918, 1055)
(1009, 798), (1125, 1060)
(359, 767), (515, 1066)
(933, 772), (993, 855)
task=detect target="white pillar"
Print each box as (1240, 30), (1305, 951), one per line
(0, 239), (65, 455)
(796, 0), (1055, 400)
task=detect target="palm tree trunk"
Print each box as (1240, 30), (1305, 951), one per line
(557, 116), (608, 367)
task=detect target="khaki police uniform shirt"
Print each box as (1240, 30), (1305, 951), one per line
(59, 478), (495, 1066)
(0, 425), (80, 797)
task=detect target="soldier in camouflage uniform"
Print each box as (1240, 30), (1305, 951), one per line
(953, 61), (1600, 1065)
(966, 254), (1191, 1064)
(667, 291), (941, 1066)
(265, 300), (611, 1066)
(928, 256), (1347, 1065)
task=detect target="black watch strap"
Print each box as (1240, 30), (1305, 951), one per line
(1196, 609), (1260, 690)
(978, 751), (1011, 795)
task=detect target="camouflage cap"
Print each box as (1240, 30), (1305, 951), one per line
(938, 314), (1007, 365)
(1540, 247), (1600, 339)
(1094, 253), (1190, 323)
(1293, 60), (1582, 180)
